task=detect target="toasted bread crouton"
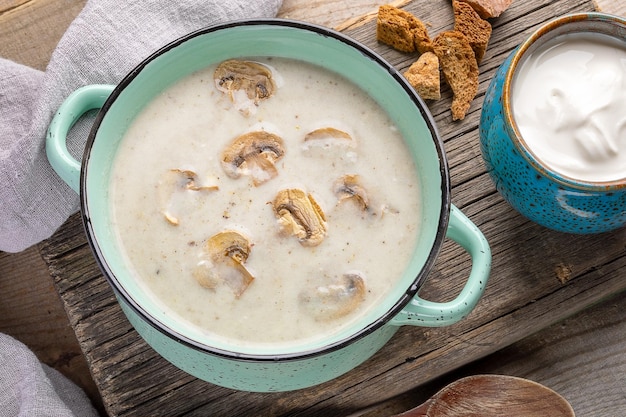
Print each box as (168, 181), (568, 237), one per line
(432, 31), (479, 120)
(453, 0), (492, 62)
(403, 52), (441, 100)
(412, 17), (434, 54)
(376, 5), (416, 52)
(458, 0), (513, 19)
(377, 5), (432, 53)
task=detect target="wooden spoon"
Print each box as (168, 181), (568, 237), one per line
(391, 375), (575, 417)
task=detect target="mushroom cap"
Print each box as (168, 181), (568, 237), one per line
(304, 127), (353, 143)
(214, 59), (276, 115)
(333, 174), (370, 211)
(192, 230), (255, 297)
(206, 230), (252, 264)
(272, 188), (328, 247)
(221, 131), (285, 186)
(302, 126), (356, 151)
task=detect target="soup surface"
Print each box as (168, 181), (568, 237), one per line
(109, 58), (421, 349)
(512, 32), (626, 182)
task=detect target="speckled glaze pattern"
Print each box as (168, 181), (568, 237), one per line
(480, 13), (626, 234)
(120, 299), (399, 391)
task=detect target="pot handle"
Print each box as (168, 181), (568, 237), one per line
(46, 84), (115, 193)
(389, 204), (491, 327)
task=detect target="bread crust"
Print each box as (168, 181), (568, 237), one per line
(432, 30), (479, 120)
(453, 0), (492, 63)
(403, 52), (441, 101)
(376, 5), (433, 53)
(458, 0), (513, 19)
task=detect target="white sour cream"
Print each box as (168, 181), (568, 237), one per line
(512, 33), (626, 182)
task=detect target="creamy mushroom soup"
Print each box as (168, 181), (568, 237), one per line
(109, 58), (421, 349)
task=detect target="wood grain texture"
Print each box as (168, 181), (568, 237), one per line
(0, 247), (80, 368)
(35, 1), (626, 416)
(0, 247), (104, 414)
(1, 0), (624, 416)
(279, 0), (392, 29)
(367, 290), (626, 416)
(462, 292), (626, 416)
(0, 0), (86, 70)
(279, 0), (412, 30)
(594, 0), (626, 16)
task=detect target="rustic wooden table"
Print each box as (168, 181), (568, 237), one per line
(2, 0), (625, 416)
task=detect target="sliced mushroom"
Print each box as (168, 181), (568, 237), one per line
(207, 230), (251, 264)
(214, 59), (276, 115)
(221, 131), (285, 186)
(299, 272), (367, 321)
(159, 169), (218, 226)
(305, 127), (352, 142)
(333, 174), (369, 211)
(302, 127), (355, 150)
(272, 188), (327, 247)
(192, 230), (255, 297)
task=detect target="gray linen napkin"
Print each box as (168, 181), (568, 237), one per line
(0, 0), (283, 253)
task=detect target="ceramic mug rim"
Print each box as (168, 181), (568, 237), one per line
(80, 19), (452, 362)
(502, 12), (626, 191)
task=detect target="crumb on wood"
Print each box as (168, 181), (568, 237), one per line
(592, 0), (602, 12)
(555, 263), (572, 284)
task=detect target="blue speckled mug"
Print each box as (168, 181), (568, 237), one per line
(480, 13), (626, 234)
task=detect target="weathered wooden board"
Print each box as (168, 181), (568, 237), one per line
(357, 289), (626, 416)
(34, 0), (626, 416)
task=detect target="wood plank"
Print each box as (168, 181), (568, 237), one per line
(37, 0), (626, 416)
(594, 0), (626, 15)
(279, 0), (411, 30)
(0, 0), (86, 70)
(458, 291), (626, 416)
(1, 0), (624, 416)
(358, 289), (626, 416)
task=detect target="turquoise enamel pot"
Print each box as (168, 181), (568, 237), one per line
(480, 13), (626, 234)
(46, 19), (491, 392)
